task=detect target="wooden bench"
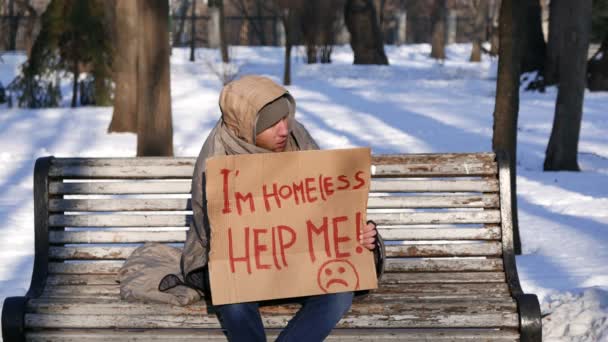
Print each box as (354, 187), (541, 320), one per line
(2, 152), (541, 341)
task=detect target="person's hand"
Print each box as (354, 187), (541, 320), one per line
(359, 221), (377, 250)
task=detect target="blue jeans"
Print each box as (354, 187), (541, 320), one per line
(214, 291), (354, 342)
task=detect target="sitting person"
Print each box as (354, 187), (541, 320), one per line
(181, 75), (381, 341)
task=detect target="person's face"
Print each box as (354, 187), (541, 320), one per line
(255, 116), (289, 152)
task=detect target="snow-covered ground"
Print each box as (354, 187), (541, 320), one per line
(1, 44), (607, 341)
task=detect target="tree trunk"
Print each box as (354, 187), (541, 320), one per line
(71, 62), (79, 108)
(136, 0), (174, 156)
(492, 0), (525, 254)
(544, 0), (592, 171)
(173, 0), (189, 46)
(280, 8), (294, 85)
(430, 0), (446, 60)
(489, 0), (501, 56)
(544, 0), (566, 86)
(520, 0), (545, 74)
(190, 0), (196, 61)
(8, 0), (17, 51)
(470, 0), (489, 62)
(587, 35), (608, 91)
(108, 0), (138, 133)
(255, 0), (266, 45)
(219, 0), (229, 63)
(344, 0), (388, 65)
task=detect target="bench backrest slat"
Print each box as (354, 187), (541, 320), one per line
(45, 153), (503, 278)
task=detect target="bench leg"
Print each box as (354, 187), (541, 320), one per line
(516, 293), (542, 342)
(2, 296), (27, 342)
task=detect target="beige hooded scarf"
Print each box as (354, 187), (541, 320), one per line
(119, 76), (319, 305)
(180, 76), (320, 293)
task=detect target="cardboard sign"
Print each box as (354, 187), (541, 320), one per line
(205, 147), (377, 305)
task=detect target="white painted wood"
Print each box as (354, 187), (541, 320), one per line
(50, 179), (499, 195)
(49, 166), (194, 179)
(26, 328), (520, 342)
(49, 246), (137, 260)
(50, 231), (186, 244)
(50, 181), (192, 195)
(385, 258), (504, 272)
(25, 311), (518, 329)
(40, 281), (511, 300)
(378, 226), (501, 240)
(369, 210), (501, 225)
(370, 179), (499, 193)
(48, 262), (123, 275)
(43, 272), (506, 286)
(48, 215), (190, 227)
(49, 226), (501, 243)
(48, 210), (501, 227)
(49, 194), (499, 212)
(49, 199), (191, 212)
(385, 242), (502, 257)
(28, 297), (516, 316)
(368, 195), (499, 208)
(380, 272), (506, 284)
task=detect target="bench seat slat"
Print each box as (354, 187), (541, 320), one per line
(25, 311), (518, 329)
(49, 226), (501, 243)
(28, 297), (516, 315)
(48, 211), (501, 227)
(44, 272), (507, 286)
(37, 283), (511, 300)
(26, 328), (520, 342)
(48, 194), (499, 212)
(50, 179), (499, 195)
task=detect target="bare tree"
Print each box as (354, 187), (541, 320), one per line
(587, 35), (608, 91)
(489, 0), (501, 56)
(469, 0), (489, 62)
(492, 0), (526, 254)
(520, 0), (545, 75)
(275, 0), (300, 84)
(544, 0), (566, 86)
(430, 0), (446, 60)
(229, 0), (268, 45)
(219, 0), (229, 63)
(190, 0), (196, 61)
(5, 0), (37, 51)
(544, 0), (592, 171)
(8, 0), (17, 50)
(136, 0), (174, 156)
(108, 0), (174, 156)
(173, 0), (190, 47)
(108, 0), (138, 133)
(299, 0), (343, 64)
(344, 0), (388, 65)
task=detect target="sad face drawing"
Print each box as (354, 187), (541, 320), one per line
(316, 259), (360, 293)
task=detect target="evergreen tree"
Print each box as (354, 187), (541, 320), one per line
(9, 0), (112, 108)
